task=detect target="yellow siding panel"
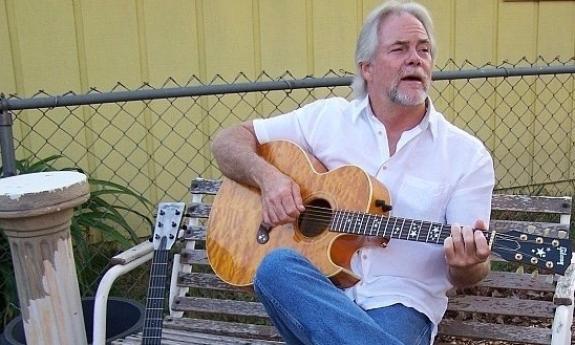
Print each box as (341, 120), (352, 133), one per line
(534, 2), (575, 185)
(201, 0), (259, 176)
(141, 0), (201, 84)
(418, 0), (456, 67)
(259, 0), (308, 76)
(454, 0), (497, 63)
(0, 0), (16, 94)
(202, 0), (256, 79)
(7, 0), (88, 170)
(537, 1), (575, 58)
(312, 0), (357, 75)
(11, 0), (80, 94)
(495, 2), (538, 187)
(450, 1), (500, 185)
(498, 1), (537, 60)
(81, 0), (141, 88)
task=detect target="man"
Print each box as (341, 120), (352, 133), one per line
(211, 1), (494, 344)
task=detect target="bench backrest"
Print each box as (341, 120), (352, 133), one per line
(165, 177), (572, 344)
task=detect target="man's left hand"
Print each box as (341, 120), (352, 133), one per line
(444, 219), (491, 287)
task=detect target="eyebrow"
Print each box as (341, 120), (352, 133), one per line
(390, 39), (431, 46)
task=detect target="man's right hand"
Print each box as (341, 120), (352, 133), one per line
(258, 171), (305, 227)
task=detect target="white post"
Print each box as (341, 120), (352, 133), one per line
(0, 171), (89, 345)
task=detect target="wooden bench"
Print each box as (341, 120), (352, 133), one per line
(101, 178), (575, 345)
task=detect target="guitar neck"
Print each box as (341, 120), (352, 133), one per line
(329, 209), (452, 244)
(142, 247), (170, 345)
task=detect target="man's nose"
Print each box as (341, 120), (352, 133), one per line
(405, 47), (422, 66)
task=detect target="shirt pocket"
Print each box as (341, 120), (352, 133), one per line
(397, 175), (448, 222)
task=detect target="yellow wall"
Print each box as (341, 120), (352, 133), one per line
(1, 0), (573, 237)
(1, 0), (574, 95)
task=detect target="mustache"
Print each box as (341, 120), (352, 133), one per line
(399, 70), (428, 82)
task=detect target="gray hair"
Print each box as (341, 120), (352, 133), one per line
(351, 1), (436, 99)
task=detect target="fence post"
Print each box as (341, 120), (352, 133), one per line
(0, 108), (17, 177)
(0, 171), (89, 345)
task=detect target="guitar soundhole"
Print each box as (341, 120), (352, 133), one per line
(298, 198), (332, 238)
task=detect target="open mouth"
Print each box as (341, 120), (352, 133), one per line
(400, 74), (425, 83)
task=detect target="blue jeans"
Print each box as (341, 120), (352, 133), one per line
(254, 248), (432, 345)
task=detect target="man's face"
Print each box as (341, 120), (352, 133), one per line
(361, 13), (433, 107)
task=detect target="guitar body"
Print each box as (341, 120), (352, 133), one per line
(207, 141), (391, 288)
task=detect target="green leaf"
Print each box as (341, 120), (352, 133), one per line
(75, 215), (132, 247)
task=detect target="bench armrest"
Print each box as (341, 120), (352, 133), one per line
(92, 240), (154, 345)
(110, 240), (153, 265)
(551, 254), (575, 345)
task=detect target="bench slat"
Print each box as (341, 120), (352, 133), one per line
(181, 249), (209, 265)
(179, 269), (556, 294)
(178, 272), (242, 293)
(116, 329), (282, 345)
(439, 320), (551, 344)
(190, 178), (222, 195)
(187, 202), (211, 218)
(163, 329), (281, 345)
(491, 219), (569, 238)
(491, 194), (572, 214)
(447, 295), (555, 318)
(176, 285), (556, 320)
(476, 271), (555, 292)
(438, 319), (551, 344)
(172, 296), (268, 318)
(183, 225), (207, 241)
(164, 317), (281, 341)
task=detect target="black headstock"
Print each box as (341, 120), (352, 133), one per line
(490, 230), (572, 275)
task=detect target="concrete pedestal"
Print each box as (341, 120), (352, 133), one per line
(0, 171), (90, 345)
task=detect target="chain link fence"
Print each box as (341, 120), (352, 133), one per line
(1, 56), (574, 329)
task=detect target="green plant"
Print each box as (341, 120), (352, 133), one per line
(0, 155), (153, 330)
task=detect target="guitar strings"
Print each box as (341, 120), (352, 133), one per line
(296, 205), (559, 246)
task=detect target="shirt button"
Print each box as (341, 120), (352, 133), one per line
(378, 131), (383, 135)
(381, 166), (387, 170)
(362, 255), (368, 260)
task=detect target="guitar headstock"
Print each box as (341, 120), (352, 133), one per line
(152, 202), (186, 250)
(491, 230), (572, 275)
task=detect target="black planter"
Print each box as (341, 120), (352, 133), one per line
(0, 297), (144, 345)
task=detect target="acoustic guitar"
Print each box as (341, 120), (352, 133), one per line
(206, 140), (571, 288)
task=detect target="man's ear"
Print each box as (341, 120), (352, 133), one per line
(360, 62), (371, 82)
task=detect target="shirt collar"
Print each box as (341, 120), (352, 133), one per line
(352, 95), (439, 139)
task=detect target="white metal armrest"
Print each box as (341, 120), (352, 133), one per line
(92, 240), (153, 345)
(551, 253), (575, 345)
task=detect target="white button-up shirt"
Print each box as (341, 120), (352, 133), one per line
(253, 96), (495, 338)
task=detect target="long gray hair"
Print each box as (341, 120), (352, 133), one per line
(351, 1), (436, 99)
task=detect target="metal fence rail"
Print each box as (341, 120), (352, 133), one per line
(0, 57), (574, 329)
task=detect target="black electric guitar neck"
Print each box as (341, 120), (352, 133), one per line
(142, 202), (185, 345)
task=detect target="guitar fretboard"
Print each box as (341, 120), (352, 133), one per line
(142, 246), (169, 345)
(330, 210), (451, 244)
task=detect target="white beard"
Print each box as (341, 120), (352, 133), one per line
(389, 84), (428, 106)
